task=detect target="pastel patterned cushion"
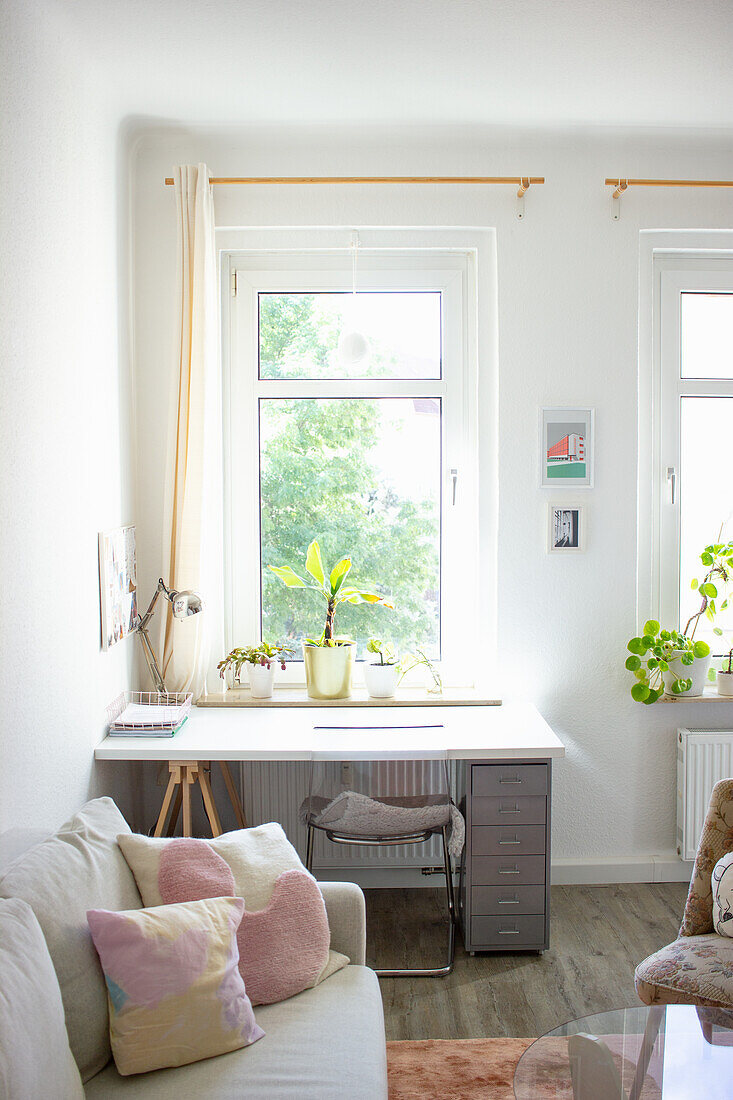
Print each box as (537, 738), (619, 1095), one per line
(87, 898), (264, 1076)
(635, 934), (733, 1009)
(712, 852), (733, 937)
(118, 826), (348, 1005)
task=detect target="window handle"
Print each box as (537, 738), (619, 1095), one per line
(667, 466), (676, 505)
(450, 468), (458, 505)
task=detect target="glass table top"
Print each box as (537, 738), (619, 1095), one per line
(513, 1004), (733, 1099)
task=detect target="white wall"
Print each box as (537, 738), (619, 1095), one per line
(132, 123), (733, 876)
(0, 2), (139, 863)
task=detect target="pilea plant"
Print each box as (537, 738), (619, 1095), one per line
(686, 538), (733, 638)
(270, 539), (393, 646)
(626, 621), (710, 704)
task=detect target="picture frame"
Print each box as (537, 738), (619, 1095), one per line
(547, 504), (584, 553)
(99, 525), (137, 650)
(540, 407), (594, 489)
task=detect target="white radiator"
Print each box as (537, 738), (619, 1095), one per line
(677, 728), (733, 861)
(239, 760), (444, 868)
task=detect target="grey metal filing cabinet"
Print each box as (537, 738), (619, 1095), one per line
(456, 759), (552, 953)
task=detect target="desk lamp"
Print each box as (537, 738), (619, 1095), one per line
(136, 578), (202, 693)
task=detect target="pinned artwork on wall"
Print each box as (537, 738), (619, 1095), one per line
(547, 505), (584, 553)
(540, 407), (594, 488)
(99, 525), (137, 649)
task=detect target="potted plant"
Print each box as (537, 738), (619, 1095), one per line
(399, 647), (443, 695)
(626, 621), (711, 703)
(363, 638), (401, 699)
(716, 645), (733, 697)
(270, 540), (393, 700)
(217, 643), (292, 699)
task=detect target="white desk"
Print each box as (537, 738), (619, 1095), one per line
(95, 700), (564, 763)
(96, 700), (564, 954)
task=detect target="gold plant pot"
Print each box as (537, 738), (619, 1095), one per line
(303, 642), (355, 700)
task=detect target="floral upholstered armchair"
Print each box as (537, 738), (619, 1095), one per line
(636, 778), (733, 1009)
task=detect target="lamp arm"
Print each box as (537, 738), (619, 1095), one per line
(137, 578), (172, 632)
(137, 623), (167, 694)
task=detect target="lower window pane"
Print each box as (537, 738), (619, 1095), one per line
(259, 397), (441, 658)
(680, 396), (733, 650)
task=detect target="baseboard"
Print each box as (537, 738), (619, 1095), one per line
(313, 853), (694, 889)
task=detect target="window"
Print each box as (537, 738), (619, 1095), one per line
(223, 238), (480, 686)
(652, 248), (733, 651)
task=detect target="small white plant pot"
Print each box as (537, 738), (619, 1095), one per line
(718, 671), (733, 697)
(662, 654), (711, 698)
(247, 662), (276, 699)
(363, 661), (401, 699)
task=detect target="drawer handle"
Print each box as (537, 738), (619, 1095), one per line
(498, 866), (520, 875)
(499, 836), (520, 845)
(498, 928), (520, 935)
(499, 777), (522, 785)
(498, 897), (520, 905)
(499, 805), (521, 814)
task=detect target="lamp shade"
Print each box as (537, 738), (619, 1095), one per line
(170, 590), (203, 619)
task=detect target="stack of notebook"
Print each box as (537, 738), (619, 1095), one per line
(108, 701), (189, 738)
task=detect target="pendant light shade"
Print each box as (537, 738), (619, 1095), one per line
(338, 231), (368, 367)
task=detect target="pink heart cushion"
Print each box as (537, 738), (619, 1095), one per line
(157, 839), (331, 1004)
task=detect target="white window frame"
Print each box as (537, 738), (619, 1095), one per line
(218, 228), (493, 689)
(640, 232), (733, 634)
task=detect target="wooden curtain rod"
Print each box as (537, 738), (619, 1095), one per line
(606, 177), (733, 199)
(163, 175), (544, 198)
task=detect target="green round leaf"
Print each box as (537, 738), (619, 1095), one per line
(641, 634), (655, 647)
(643, 619), (660, 636)
(660, 630), (670, 641)
(701, 552), (714, 566)
(658, 660), (669, 671)
(680, 653), (693, 666)
(691, 578), (699, 590)
(701, 582), (718, 598)
(714, 627), (724, 636)
(693, 640), (711, 658)
(647, 657), (658, 669)
(627, 637), (647, 655)
(708, 668), (718, 682)
(643, 689), (661, 705)
(670, 679), (684, 694)
(635, 669), (647, 681)
(625, 655), (641, 671)
(631, 683), (650, 702)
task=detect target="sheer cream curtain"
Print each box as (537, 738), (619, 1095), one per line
(160, 164), (223, 696)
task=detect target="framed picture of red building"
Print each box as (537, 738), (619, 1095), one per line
(540, 407), (594, 488)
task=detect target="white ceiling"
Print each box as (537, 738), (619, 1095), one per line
(61, 0), (733, 130)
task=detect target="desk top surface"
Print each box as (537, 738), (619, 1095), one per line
(95, 700), (565, 762)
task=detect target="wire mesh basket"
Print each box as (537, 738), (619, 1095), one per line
(106, 690), (192, 732)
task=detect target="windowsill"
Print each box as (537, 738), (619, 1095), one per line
(197, 687), (501, 708)
(659, 686), (733, 703)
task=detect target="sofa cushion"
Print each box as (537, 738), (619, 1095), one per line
(84, 965), (388, 1099)
(712, 852), (733, 937)
(0, 797), (142, 1082)
(635, 933), (733, 1008)
(118, 827), (348, 1004)
(0, 897), (85, 1100)
(87, 898), (263, 1076)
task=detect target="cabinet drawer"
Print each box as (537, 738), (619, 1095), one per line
(472, 854), (546, 886)
(472, 764), (548, 798)
(471, 914), (546, 948)
(472, 795), (546, 826)
(472, 824), (545, 856)
(471, 885), (546, 915)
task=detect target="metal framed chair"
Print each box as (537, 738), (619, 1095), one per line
(302, 758), (460, 977)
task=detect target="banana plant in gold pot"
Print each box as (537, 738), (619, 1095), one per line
(270, 539), (393, 700)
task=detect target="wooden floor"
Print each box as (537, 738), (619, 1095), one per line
(365, 882), (688, 1040)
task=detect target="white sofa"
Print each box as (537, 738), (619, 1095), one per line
(0, 798), (388, 1099)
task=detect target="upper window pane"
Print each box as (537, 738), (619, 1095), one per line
(681, 292), (733, 379)
(258, 291), (442, 380)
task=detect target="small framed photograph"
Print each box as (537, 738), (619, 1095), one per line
(99, 525), (137, 649)
(540, 407), (594, 488)
(548, 505), (584, 553)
